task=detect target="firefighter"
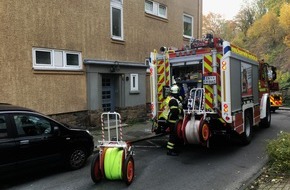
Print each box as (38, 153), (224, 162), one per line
(166, 84), (183, 156)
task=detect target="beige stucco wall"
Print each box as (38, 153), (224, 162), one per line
(0, 0), (201, 115)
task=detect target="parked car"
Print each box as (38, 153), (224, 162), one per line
(0, 103), (94, 176)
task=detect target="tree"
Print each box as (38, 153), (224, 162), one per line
(235, 5), (255, 36)
(220, 21), (239, 41)
(202, 13), (225, 37)
(279, 3), (290, 47)
(277, 70), (290, 89)
(247, 11), (284, 54)
(264, 0), (290, 15)
(202, 13), (239, 41)
(253, 0), (268, 19)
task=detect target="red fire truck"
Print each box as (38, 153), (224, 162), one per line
(269, 82), (283, 112)
(149, 34), (273, 146)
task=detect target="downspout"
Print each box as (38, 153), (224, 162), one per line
(198, 0), (202, 38)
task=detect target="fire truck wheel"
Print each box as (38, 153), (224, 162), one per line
(90, 153), (102, 183)
(123, 155), (135, 185)
(240, 112), (253, 145)
(260, 99), (271, 128)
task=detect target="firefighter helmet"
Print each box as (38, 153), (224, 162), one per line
(170, 85), (179, 95)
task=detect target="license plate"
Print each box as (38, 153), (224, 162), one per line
(203, 76), (217, 85)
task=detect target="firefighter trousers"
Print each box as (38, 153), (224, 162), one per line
(166, 121), (179, 153)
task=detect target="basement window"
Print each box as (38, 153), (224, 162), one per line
(32, 48), (82, 71)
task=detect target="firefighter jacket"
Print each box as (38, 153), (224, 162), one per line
(167, 96), (183, 124)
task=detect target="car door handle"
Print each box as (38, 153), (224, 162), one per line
(20, 140), (29, 145)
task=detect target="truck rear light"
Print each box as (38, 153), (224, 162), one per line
(222, 61), (227, 70)
(223, 104), (228, 112)
(150, 68), (153, 75)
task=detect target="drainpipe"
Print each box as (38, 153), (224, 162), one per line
(198, 0), (202, 38)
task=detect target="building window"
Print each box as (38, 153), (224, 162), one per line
(183, 14), (193, 38)
(145, 0), (167, 18)
(130, 74), (139, 92)
(111, 0), (123, 40)
(36, 51), (51, 65)
(32, 48), (82, 71)
(66, 53), (79, 66)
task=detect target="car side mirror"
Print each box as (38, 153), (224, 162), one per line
(53, 126), (60, 136)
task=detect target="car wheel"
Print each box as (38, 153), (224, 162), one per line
(67, 147), (87, 170)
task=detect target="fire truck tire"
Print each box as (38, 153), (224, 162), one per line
(91, 153), (102, 183)
(122, 155), (135, 185)
(240, 112), (253, 145)
(270, 107), (276, 113)
(260, 99), (271, 128)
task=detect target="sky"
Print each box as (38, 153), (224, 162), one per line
(203, 0), (250, 20)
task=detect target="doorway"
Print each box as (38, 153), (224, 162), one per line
(102, 75), (116, 112)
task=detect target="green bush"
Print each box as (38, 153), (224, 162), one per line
(283, 95), (290, 107)
(266, 131), (290, 174)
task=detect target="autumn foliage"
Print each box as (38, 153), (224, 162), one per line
(203, 0), (290, 89)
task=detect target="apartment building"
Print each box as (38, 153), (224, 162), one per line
(0, 0), (202, 127)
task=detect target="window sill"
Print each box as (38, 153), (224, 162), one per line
(183, 36), (192, 41)
(129, 90), (140, 94)
(145, 13), (168, 23)
(33, 69), (85, 75)
(111, 38), (125, 45)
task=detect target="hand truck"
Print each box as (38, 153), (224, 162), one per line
(90, 112), (135, 185)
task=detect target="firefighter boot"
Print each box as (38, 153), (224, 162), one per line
(167, 141), (179, 156)
(167, 149), (179, 156)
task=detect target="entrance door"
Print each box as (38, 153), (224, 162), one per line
(102, 75), (115, 112)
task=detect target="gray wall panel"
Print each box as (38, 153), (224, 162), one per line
(230, 58), (242, 112)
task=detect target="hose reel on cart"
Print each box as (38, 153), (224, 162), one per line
(178, 88), (211, 146)
(90, 112), (135, 185)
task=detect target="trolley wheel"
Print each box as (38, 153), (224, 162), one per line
(90, 153), (102, 183)
(199, 120), (210, 143)
(122, 155), (134, 185)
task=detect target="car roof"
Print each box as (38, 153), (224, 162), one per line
(0, 103), (36, 112)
